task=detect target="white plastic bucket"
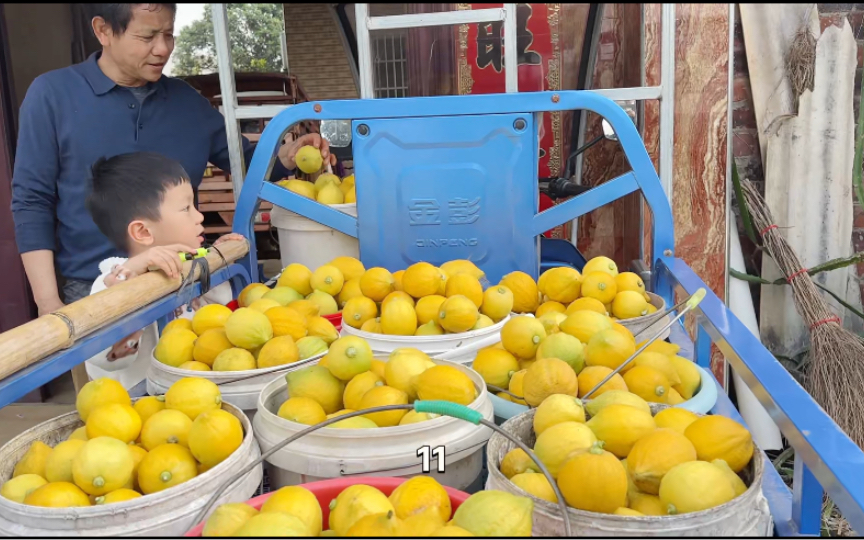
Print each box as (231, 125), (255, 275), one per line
(486, 406), (773, 537)
(340, 314), (511, 364)
(618, 292), (671, 343)
(146, 352), (326, 414)
(270, 203), (359, 271)
(252, 356), (494, 491)
(488, 363), (719, 421)
(0, 402), (262, 537)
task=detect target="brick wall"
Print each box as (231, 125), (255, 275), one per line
(732, 4), (864, 302)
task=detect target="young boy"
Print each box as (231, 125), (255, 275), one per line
(84, 152), (239, 395)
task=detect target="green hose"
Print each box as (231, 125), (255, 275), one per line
(414, 400), (483, 424)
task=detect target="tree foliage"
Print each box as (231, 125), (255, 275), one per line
(172, 3), (284, 75)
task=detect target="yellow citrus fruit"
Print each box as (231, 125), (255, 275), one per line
(257, 336), (300, 369)
(164, 377), (222, 421)
(330, 256), (365, 282)
(628, 491), (667, 515)
(585, 329), (636, 371)
(338, 278), (364, 308)
(581, 272), (618, 304)
(612, 290), (650, 319)
(507, 369), (528, 405)
(398, 411), (439, 425)
(342, 297), (378, 329)
(433, 525), (475, 536)
(1, 474), (48, 503)
(437, 295), (479, 333)
(540, 267), (582, 304)
(94, 488), (142, 505)
(370, 359), (387, 379)
(278, 397), (327, 425)
(684, 415), (754, 473)
(533, 421), (597, 478)
(86, 403), (141, 444)
(416, 365), (477, 406)
(537, 312), (567, 335)
(262, 286), (304, 307)
(522, 358), (578, 407)
(510, 472), (558, 503)
(162, 318), (194, 335)
(389, 476), (452, 521)
(306, 316), (338, 345)
(630, 352), (681, 384)
(154, 328), (198, 367)
(314, 172), (341, 191)
(413, 295), (445, 325)
(288, 299), (320, 320)
(283, 178), (317, 199)
(180, 361), (211, 371)
(403, 262), (445, 299)
(711, 459), (748, 497)
(310, 265), (344, 297)
(359, 385), (409, 427)
(623, 365), (671, 404)
(615, 272), (646, 294)
(654, 407), (700, 434)
(614, 507), (645, 517)
(583, 389), (650, 417)
(67, 426), (89, 442)
(384, 348), (435, 400)
(192, 329), (233, 366)
(559, 310), (612, 344)
(566, 297), (608, 316)
(127, 445), (147, 491)
(238, 283), (270, 308)
(381, 298), (418, 336)
(328, 484), (395, 536)
(23, 482), (91, 507)
(536, 301), (566, 318)
(627, 428), (697, 495)
(286, 365), (345, 414)
(189, 409), (244, 468)
(316, 183), (344, 205)
(535, 332), (585, 374)
(659, 461), (736, 515)
(307, 291), (339, 317)
(360, 267), (396, 301)
(12, 441), (52, 478)
(500, 315), (547, 359)
(224, 308), (274, 350)
(445, 273), (483, 308)
(192, 304), (232, 335)
(141, 409), (193, 450)
(295, 146), (324, 173)
(609, 322), (636, 347)
(343, 371), (385, 411)
(472, 348), (519, 388)
(397, 506), (448, 536)
(533, 394), (586, 435)
(586, 404), (656, 458)
(42, 440), (85, 484)
(297, 336), (328, 360)
(137, 443), (197, 495)
(577, 365), (628, 398)
(436, 268), (449, 295)
(416, 320), (445, 335)
(557, 441), (627, 513)
(670, 355), (701, 399)
(500, 448), (539, 479)
(277, 263), (314, 296)
(202, 503), (258, 537)
(72, 437), (134, 496)
(582, 256), (619, 277)
(329, 417), (378, 429)
(327, 336), (373, 381)
(481, 286), (514, 322)
(262, 307), (305, 342)
(453, 491), (533, 536)
(212, 347), (257, 371)
(499, 272), (539, 313)
(638, 339), (681, 356)
(440, 260), (485, 281)
(360, 317), (382, 333)
(261, 485), (323, 536)
(392, 270), (405, 292)
(472, 315), (494, 330)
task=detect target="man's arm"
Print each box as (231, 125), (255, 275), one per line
(11, 77), (63, 316)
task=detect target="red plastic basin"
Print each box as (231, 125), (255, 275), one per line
(184, 476), (470, 536)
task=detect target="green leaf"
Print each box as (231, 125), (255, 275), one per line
(854, 64), (864, 209)
(813, 282), (864, 322)
(807, 252), (864, 277)
(732, 163), (758, 245)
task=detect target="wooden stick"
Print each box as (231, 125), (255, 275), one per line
(0, 239), (249, 381)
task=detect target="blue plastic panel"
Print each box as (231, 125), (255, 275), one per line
(351, 114), (537, 283)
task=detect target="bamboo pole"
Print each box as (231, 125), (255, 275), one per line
(0, 239), (250, 381)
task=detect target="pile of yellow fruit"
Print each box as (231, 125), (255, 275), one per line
(0, 377), (243, 508)
(277, 173), (356, 206)
(533, 256), (657, 321)
(482, 278), (700, 407)
(152, 260), (359, 371)
(498, 391), (754, 517)
(201, 476), (534, 537)
(276, 337), (479, 429)
(342, 259), (516, 337)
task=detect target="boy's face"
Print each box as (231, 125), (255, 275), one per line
(133, 182), (204, 250)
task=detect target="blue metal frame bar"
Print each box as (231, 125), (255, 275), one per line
(655, 257), (864, 536)
(0, 264), (252, 410)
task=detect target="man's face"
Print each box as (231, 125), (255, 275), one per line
(97, 5), (175, 84)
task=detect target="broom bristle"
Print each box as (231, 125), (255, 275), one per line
(740, 181), (864, 448)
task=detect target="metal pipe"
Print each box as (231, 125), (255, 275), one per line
(211, 3), (245, 200)
(659, 4), (676, 199)
(355, 4), (375, 99)
(366, 8), (505, 30)
(503, 4), (518, 93)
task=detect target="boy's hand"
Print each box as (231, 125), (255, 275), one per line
(279, 133), (336, 171)
(124, 244), (199, 280)
(107, 331), (143, 361)
(214, 233), (245, 246)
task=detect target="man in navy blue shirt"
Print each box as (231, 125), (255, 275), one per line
(11, 3), (334, 317)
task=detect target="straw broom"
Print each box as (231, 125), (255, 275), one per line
(740, 181), (864, 447)
(0, 239), (249, 381)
